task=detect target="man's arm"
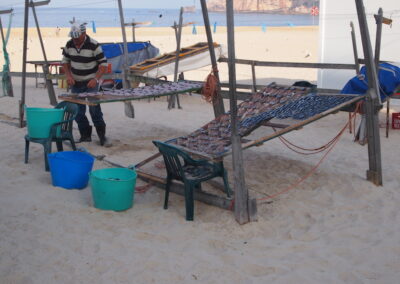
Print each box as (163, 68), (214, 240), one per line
(87, 65), (107, 89)
(87, 43), (108, 89)
(62, 63), (75, 86)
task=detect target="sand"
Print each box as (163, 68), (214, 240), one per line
(0, 26), (399, 283)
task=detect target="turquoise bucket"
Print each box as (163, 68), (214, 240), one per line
(26, 107), (64, 138)
(89, 168), (137, 211)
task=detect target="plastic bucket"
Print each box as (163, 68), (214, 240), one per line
(89, 168), (137, 211)
(48, 151), (95, 189)
(26, 107), (64, 138)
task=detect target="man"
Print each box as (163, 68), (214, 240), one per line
(62, 21), (109, 146)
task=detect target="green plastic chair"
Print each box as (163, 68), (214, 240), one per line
(25, 101), (78, 171)
(153, 140), (232, 221)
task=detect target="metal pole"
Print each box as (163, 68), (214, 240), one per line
(355, 0), (382, 185)
(168, 8), (184, 109)
(0, 14), (14, 97)
(199, 0), (225, 117)
(30, 1), (57, 105)
(19, 0), (30, 128)
(350, 22), (360, 74)
(225, 0), (256, 224)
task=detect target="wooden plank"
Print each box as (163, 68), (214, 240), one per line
(136, 169), (234, 211)
(218, 57), (357, 70)
(134, 152), (161, 169)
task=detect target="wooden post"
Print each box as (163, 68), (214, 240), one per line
(30, 1), (57, 106)
(19, 0), (30, 128)
(251, 61), (257, 93)
(225, 0), (257, 224)
(199, 0), (225, 118)
(0, 9), (14, 97)
(355, 0), (383, 185)
(131, 19), (136, 42)
(117, 0), (136, 118)
(374, 8), (383, 70)
(168, 8), (184, 109)
(350, 22), (360, 74)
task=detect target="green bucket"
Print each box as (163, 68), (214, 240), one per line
(89, 168), (137, 211)
(26, 107), (64, 138)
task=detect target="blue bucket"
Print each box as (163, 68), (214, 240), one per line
(48, 151), (95, 189)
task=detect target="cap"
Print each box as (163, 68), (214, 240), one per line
(69, 22), (87, 38)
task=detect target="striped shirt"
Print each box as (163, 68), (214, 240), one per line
(62, 36), (107, 82)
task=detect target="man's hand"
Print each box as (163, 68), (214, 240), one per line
(66, 75), (75, 86)
(87, 78), (98, 89)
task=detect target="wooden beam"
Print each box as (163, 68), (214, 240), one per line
(218, 58), (357, 70)
(19, 0), (29, 128)
(226, 0), (256, 224)
(200, 0), (225, 118)
(355, 0), (383, 186)
(136, 169), (234, 211)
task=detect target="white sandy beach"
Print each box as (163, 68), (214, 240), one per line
(0, 26), (400, 283)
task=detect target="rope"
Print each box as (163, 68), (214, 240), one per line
(201, 65), (219, 104)
(256, 102), (361, 203)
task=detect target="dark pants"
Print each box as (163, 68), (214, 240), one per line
(71, 82), (105, 132)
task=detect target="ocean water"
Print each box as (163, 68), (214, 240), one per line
(7, 8), (318, 28)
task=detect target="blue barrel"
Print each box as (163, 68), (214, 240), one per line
(48, 151), (95, 189)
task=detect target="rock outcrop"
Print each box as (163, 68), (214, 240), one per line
(206, 0), (319, 14)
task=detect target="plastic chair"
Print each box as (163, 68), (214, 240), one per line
(25, 101), (78, 171)
(153, 140), (232, 221)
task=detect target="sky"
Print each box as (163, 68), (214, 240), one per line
(0, 0), (198, 10)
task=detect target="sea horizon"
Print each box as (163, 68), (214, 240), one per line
(5, 7), (318, 28)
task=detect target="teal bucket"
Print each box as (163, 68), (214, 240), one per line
(26, 107), (64, 138)
(89, 168), (137, 211)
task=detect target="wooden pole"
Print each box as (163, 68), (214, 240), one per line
(355, 0), (382, 185)
(168, 8), (184, 109)
(251, 61), (257, 93)
(0, 12), (14, 97)
(19, 0), (30, 128)
(350, 22), (360, 74)
(199, 0), (225, 118)
(226, 0), (257, 224)
(117, 0), (129, 89)
(117, 0), (136, 118)
(30, 1), (57, 106)
(374, 8), (383, 69)
(132, 19), (135, 42)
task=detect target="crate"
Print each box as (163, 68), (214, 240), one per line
(392, 112), (400, 129)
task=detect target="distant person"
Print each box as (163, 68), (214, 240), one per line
(61, 21), (110, 146)
(55, 26), (60, 36)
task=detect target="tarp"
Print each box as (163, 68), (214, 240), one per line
(341, 62), (400, 101)
(100, 42), (159, 73)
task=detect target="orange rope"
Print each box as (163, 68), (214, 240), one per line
(201, 66), (219, 104)
(256, 102), (361, 202)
